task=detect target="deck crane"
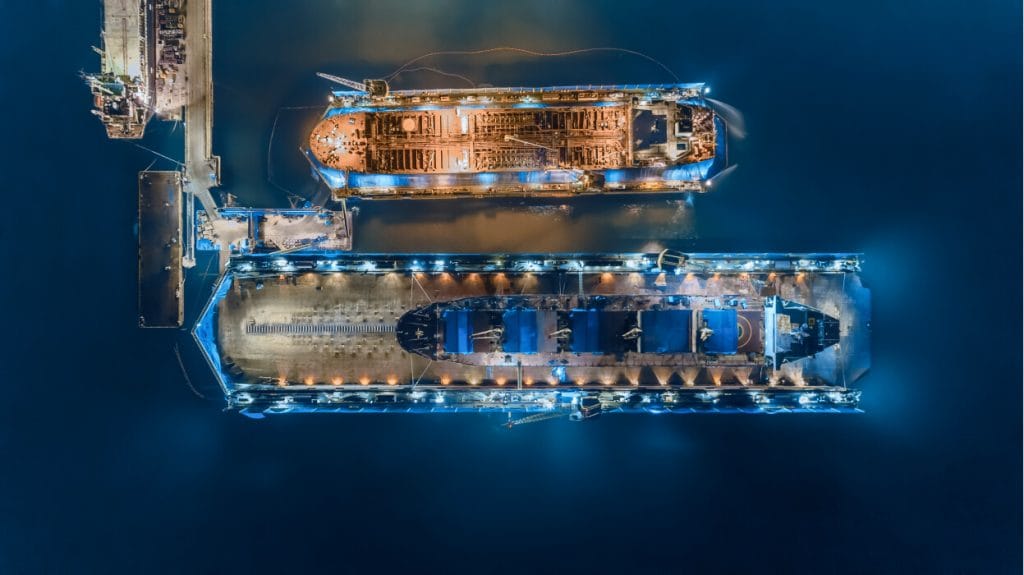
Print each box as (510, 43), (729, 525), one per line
(471, 327), (504, 341)
(548, 328), (572, 340)
(622, 326), (643, 340)
(316, 73), (390, 97)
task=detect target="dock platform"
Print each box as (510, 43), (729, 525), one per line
(138, 171), (183, 327)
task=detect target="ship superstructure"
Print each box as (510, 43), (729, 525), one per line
(307, 82), (728, 198)
(194, 252), (870, 417)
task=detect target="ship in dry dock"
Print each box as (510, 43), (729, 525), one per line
(194, 252), (871, 418)
(307, 80), (729, 198)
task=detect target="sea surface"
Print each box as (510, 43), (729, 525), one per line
(0, 0), (1020, 572)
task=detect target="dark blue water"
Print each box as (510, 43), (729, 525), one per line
(1, 1), (1020, 572)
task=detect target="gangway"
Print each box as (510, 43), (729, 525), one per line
(504, 411), (567, 428)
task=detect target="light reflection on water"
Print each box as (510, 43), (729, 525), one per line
(351, 196), (696, 252)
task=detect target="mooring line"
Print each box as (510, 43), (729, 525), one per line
(174, 343), (206, 399)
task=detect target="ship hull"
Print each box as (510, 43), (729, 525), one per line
(307, 83), (728, 198)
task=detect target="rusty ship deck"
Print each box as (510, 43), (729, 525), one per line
(307, 83), (728, 198)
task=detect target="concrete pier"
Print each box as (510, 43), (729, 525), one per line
(183, 0), (220, 251)
(138, 171), (183, 327)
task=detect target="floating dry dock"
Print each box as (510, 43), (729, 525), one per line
(307, 82), (728, 198)
(194, 252), (870, 417)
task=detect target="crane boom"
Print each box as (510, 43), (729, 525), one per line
(316, 73), (368, 92)
(316, 73), (390, 97)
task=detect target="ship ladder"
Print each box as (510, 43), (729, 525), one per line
(504, 411), (567, 429)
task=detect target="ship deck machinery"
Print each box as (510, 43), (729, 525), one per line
(194, 253), (871, 418)
(306, 83), (729, 198)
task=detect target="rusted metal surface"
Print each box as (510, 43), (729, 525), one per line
(309, 85), (717, 177)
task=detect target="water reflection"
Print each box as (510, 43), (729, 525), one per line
(351, 195), (696, 252)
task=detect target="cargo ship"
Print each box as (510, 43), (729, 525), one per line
(194, 252), (871, 418)
(306, 80), (729, 199)
(85, 0), (152, 138)
(85, 0), (189, 139)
